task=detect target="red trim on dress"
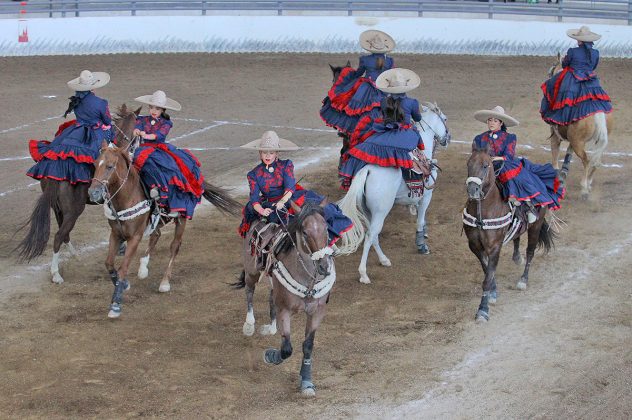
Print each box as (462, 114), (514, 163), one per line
(498, 163), (523, 183)
(28, 139), (48, 161)
(55, 120), (76, 137)
(347, 147), (413, 168)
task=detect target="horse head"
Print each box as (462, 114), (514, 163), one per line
(466, 146), (496, 200)
(547, 52), (563, 79)
(88, 145), (132, 204)
(112, 104), (142, 150)
(288, 201), (331, 277)
(421, 102), (451, 147)
(328, 60), (351, 83)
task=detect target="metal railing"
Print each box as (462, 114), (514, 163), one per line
(2, 0), (631, 24)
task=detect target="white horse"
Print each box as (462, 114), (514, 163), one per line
(337, 103), (451, 284)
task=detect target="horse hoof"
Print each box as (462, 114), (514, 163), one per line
(300, 381), (316, 397)
(51, 272), (64, 284)
(158, 283), (170, 293)
(581, 192), (590, 201)
(108, 303), (121, 319)
(418, 244), (430, 255)
(513, 255), (524, 266)
(516, 281), (527, 291)
(379, 258), (392, 267)
(488, 290), (498, 305)
(264, 348), (283, 365)
(66, 242), (78, 256)
(259, 322), (277, 336)
(243, 322), (255, 337)
(359, 274), (371, 284)
(475, 310), (489, 323)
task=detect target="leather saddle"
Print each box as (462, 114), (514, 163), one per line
(249, 221), (283, 271)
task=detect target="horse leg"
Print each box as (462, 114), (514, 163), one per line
(108, 233), (142, 319)
(50, 185), (86, 284)
(138, 228), (161, 280)
(242, 271), (257, 336)
(517, 222), (541, 290)
(415, 189), (433, 254)
(158, 218), (186, 293)
(367, 208), (393, 267)
(259, 288), (277, 336)
(512, 237), (523, 266)
(358, 231), (373, 284)
(550, 132), (561, 170)
(476, 246), (500, 322)
(573, 144), (591, 198)
(468, 240), (496, 304)
(264, 307), (292, 365)
(299, 304), (327, 397)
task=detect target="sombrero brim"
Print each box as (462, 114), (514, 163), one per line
(474, 110), (519, 128)
(359, 30), (396, 53)
(134, 95), (182, 111)
(566, 28), (601, 42)
(67, 72), (110, 91)
(240, 138), (299, 152)
(375, 69), (420, 94)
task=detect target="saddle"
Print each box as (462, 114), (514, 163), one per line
(402, 149), (434, 199)
(249, 221), (284, 272)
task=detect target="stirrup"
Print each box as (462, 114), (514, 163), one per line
(167, 211), (180, 218)
(149, 187), (160, 200)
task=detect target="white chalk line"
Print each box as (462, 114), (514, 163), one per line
(0, 182), (39, 198)
(0, 115), (62, 135)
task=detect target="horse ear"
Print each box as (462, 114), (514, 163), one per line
(329, 63), (335, 72)
(557, 51), (562, 62)
(289, 200), (302, 214)
(346, 60), (351, 67)
(134, 106), (142, 116)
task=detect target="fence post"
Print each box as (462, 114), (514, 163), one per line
(61, 0), (65, 17)
(75, 0), (78, 17)
(557, 1), (563, 22)
(629, 0), (632, 25)
(348, 2), (352, 16)
(202, 0), (207, 16)
(49, 0), (53, 18)
(418, 0), (423, 17)
(277, 1), (282, 16)
(131, 1), (136, 16)
(488, 0), (493, 19)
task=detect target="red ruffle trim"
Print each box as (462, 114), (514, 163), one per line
(540, 108), (612, 126)
(498, 163), (523, 183)
(347, 147), (413, 169)
(26, 172), (91, 184)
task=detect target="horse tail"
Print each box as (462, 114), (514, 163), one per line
(230, 270), (246, 289)
(537, 219), (556, 255)
(14, 181), (57, 262)
(336, 166), (369, 255)
(590, 112), (608, 167)
(201, 180), (242, 217)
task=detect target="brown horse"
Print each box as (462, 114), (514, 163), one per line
(323, 61), (352, 166)
(545, 53), (614, 197)
(463, 147), (555, 322)
(234, 202), (335, 396)
(88, 142), (241, 318)
(15, 105), (139, 284)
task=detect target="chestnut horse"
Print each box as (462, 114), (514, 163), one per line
(545, 53), (613, 197)
(88, 138), (241, 318)
(233, 202), (335, 396)
(464, 148), (555, 322)
(15, 105), (138, 284)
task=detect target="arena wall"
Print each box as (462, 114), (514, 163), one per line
(2, 15), (632, 57)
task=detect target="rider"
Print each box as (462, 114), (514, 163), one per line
(339, 68), (423, 189)
(320, 30), (396, 135)
(540, 26), (612, 125)
(132, 90), (204, 219)
(473, 106), (564, 223)
(27, 70), (114, 184)
(238, 131), (352, 245)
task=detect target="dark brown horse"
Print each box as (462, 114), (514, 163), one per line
(324, 61), (352, 164)
(88, 142), (241, 318)
(234, 202), (335, 396)
(463, 147), (555, 322)
(15, 105), (139, 284)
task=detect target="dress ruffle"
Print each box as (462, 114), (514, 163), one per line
(497, 158), (565, 210)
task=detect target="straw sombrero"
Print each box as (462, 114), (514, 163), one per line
(240, 131), (299, 152)
(67, 70), (110, 91)
(474, 106), (519, 128)
(375, 68), (420, 94)
(134, 90), (182, 111)
(359, 30), (395, 53)
(566, 26), (601, 42)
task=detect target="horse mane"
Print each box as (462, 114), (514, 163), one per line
(276, 202), (326, 256)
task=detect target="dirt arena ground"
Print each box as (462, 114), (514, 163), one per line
(0, 53), (630, 419)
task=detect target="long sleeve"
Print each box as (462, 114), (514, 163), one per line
(281, 160), (297, 195)
(134, 117), (144, 131)
(355, 56), (367, 77)
(247, 172), (261, 206)
(593, 50), (600, 71)
(562, 48), (572, 68)
(410, 99), (422, 123)
(502, 134), (517, 160)
(155, 121), (172, 143)
(100, 102), (112, 125)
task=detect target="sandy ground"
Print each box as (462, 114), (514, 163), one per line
(0, 53), (630, 419)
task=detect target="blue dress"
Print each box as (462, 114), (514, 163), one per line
(132, 116), (204, 219)
(319, 54), (394, 135)
(27, 91), (114, 184)
(473, 130), (564, 210)
(239, 159), (353, 245)
(540, 44), (612, 125)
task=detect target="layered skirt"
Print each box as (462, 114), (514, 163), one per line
(540, 68), (612, 125)
(498, 158), (564, 210)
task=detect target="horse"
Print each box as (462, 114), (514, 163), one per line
(15, 104), (139, 284)
(336, 103), (451, 284)
(88, 139), (241, 318)
(463, 147), (555, 322)
(233, 202), (335, 397)
(545, 52), (614, 198)
(322, 60), (353, 160)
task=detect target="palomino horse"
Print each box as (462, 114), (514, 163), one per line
(545, 53), (613, 197)
(234, 202), (336, 396)
(336, 103), (451, 284)
(15, 105), (138, 283)
(88, 140), (241, 318)
(464, 147), (555, 322)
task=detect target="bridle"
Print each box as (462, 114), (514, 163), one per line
(418, 104), (450, 159)
(465, 156), (506, 229)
